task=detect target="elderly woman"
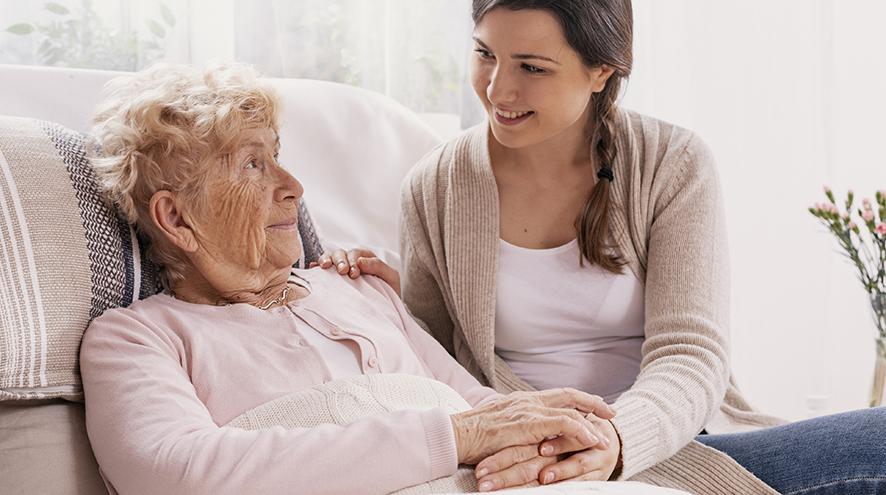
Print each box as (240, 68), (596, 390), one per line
(78, 64), (617, 495)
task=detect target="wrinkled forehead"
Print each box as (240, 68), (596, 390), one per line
(240, 128), (280, 150)
(225, 126), (280, 158)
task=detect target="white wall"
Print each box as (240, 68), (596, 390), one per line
(624, 0), (886, 420)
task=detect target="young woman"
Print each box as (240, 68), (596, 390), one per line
(320, 1), (886, 493)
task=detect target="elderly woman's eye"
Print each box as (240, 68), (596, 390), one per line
(245, 159), (259, 170)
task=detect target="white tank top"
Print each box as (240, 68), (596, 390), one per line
(495, 238), (645, 402)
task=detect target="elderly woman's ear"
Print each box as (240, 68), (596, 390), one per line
(149, 190), (200, 253)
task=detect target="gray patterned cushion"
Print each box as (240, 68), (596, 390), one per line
(0, 116), (323, 401)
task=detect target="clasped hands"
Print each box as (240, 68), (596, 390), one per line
(452, 388), (621, 491)
(313, 249), (622, 490)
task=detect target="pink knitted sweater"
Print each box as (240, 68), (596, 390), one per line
(80, 269), (499, 495)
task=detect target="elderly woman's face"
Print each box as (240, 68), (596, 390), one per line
(184, 126), (303, 289)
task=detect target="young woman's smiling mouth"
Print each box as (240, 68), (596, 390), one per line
(494, 106), (535, 126)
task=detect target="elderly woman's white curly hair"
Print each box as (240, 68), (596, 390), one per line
(90, 64), (280, 286)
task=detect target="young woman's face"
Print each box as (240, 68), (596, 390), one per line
(471, 8), (613, 150)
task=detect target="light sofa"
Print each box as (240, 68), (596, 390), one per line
(0, 64), (688, 495)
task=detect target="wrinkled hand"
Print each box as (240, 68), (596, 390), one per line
(310, 248), (401, 296)
(450, 389), (615, 466)
(473, 413), (622, 491)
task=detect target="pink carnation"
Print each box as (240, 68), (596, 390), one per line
(863, 210), (875, 222)
(848, 221), (858, 230)
(877, 223), (886, 235)
(823, 185), (832, 193)
(863, 198), (873, 209)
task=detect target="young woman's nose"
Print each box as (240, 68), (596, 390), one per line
(486, 65), (518, 106)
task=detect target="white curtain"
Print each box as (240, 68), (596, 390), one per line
(0, 0), (481, 136)
(625, 0), (886, 420)
(3, 0), (886, 420)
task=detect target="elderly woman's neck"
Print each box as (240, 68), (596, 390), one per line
(169, 270), (308, 309)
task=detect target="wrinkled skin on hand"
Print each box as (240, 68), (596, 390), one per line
(450, 389), (615, 465)
(474, 413), (622, 491)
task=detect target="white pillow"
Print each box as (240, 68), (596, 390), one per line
(0, 64), (442, 260)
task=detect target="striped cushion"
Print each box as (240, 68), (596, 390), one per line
(0, 116), (323, 401)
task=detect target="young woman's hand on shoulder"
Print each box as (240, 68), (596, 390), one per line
(312, 247), (401, 296)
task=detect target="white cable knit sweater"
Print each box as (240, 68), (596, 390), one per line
(227, 373), (689, 495)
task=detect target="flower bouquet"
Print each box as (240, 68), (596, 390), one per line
(809, 188), (886, 406)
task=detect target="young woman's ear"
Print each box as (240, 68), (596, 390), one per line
(590, 65), (616, 93)
(149, 190), (199, 253)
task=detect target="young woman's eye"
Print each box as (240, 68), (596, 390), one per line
(474, 48), (494, 60)
(522, 63), (546, 74)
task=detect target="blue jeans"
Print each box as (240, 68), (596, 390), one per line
(695, 407), (886, 494)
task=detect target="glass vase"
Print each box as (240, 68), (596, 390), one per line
(871, 338), (886, 407)
(870, 292), (886, 408)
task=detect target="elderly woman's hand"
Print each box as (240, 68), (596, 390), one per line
(450, 389), (615, 466)
(311, 248), (401, 296)
(472, 412), (622, 491)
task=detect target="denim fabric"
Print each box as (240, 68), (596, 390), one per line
(696, 407), (886, 494)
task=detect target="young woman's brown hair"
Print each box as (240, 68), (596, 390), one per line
(472, 0), (633, 273)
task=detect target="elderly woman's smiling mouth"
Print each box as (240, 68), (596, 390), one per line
(267, 217), (299, 230)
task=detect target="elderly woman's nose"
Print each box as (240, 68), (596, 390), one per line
(274, 168), (303, 203)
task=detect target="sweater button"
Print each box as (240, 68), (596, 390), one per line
(367, 356), (378, 368)
(331, 328), (342, 337)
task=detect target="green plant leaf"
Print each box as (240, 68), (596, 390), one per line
(6, 23), (34, 35)
(160, 4), (176, 27)
(147, 19), (166, 38)
(45, 2), (70, 15)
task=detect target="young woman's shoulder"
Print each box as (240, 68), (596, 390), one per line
(402, 123), (487, 199)
(619, 108), (717, 178)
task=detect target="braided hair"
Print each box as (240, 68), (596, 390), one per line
(472, 0), (633, 273)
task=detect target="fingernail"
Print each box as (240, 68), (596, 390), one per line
(476, 468), (489, 478)
(543, 472), (555, 484)
(540, 445), (553, 456)
(479, 481), (493, 492)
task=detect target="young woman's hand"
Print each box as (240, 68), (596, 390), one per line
(451, 389), (615, 466)
(310, 248), (401, 296)
(472, 412), (622, 491)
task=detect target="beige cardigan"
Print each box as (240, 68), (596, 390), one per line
(398, 108), (787, 495)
